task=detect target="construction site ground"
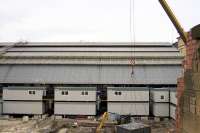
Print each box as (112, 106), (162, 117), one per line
(0, 117), (175, 133)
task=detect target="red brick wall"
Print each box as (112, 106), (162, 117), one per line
(185, 32), (199, 70)
(176, 31), (200, 133)
(176, 77), (184, 133)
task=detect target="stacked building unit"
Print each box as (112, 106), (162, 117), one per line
(107, 87), (149, 116)
(3, 86), (46, 115)
(0, 98), (2, 115)
(54, 87), (96, 115)
(151, 88), (169, 117)
(170, 88), (177, 120)
(0, 42), (183, 115)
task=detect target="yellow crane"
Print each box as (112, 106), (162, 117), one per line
(96, 112), (109, 133)
(158, 0), (187, 43)
(96, 0), (187, 132)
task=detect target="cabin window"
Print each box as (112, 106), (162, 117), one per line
(115, 91), (122, 95)
(81, 91), (84, 95)
(62, 91), (68, 95)
(81, 91), (88, 95)
(161, 95), (164, 99)
(29, 90), (35, 95)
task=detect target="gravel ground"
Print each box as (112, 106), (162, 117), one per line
(0, 117), (175, 133)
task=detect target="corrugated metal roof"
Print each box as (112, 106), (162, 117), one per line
(4, 46), (178, 52)
(0, 65), (182, 84)
(0, 42), (183, 85)
(3, 51), (181, 57)
(0, 42), (172, 47)
(0, 42), (183, 65)
(0, 58), (182, 65)
(3, 86), (46, 90)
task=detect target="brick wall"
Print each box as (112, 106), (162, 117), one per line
(176, 25), (200, 133)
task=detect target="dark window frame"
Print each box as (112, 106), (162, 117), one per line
(115, 91), (122, 96)
(81, 91), (85, 95)
(29, 90), (36, 95)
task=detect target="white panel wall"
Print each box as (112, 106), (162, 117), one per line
(107, 87), (149, 102)
(54, 102), (96, 115)
(170, 91), (177, 105)
(170, 104), (176, 120)
(151, 90), (169, 102)
(108, 90), (149, 101)
(3, 87), (45, 100)
(0, 100), (2, 115)
(54, 87), (96, 101)
(3, 101), (44, 114)
(108, 102), (149, 115)
(153, 103), (169, 117)
(0, 65), (182, 85)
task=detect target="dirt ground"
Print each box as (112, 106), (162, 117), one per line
(0, 117), (175, 133)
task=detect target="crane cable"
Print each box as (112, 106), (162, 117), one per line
(129, 0), (137, 116)
(129, 0), (136, 78)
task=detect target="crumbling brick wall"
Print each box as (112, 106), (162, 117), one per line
(176, 24), (200, 133)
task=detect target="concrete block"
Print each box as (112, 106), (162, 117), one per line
(117, 122), (151, 133)
(33, 115), (42, 119)
(87, 116), (95, 120)
(57, 128), (68, 133)
(42, 114), (47, 119)
(141, 117), (148, 121)
(22, 116), (29, 122)
(148, 117), (154, 120)
(55, 115), (63, 120)
(105, 127), (115, 133)
(154, 117), (160, 122)
(164, 118), (169, 121)
(2, 115), (10, 119)
(132, 117), (141, 121)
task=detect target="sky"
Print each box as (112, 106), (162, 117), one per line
(0, 0), (199, 43)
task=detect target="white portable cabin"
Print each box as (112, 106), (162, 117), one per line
(151, 88), (170, 117)
(0, 99), (2, 115)
(151, 88), (169, 103)
(170, 88), (177, 105)
(153, 103), (169, 117)
(107, 87), (149, 116)
(3, 86), (46, 115)
(170, 88), (177, 119)
(170, 104), (176, 119)
(54, 87), (96, 115)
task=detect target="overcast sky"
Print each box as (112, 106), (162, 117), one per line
(0, 0), (199, 42)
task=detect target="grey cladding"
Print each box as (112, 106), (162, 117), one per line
(0, 42), (183, 85)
